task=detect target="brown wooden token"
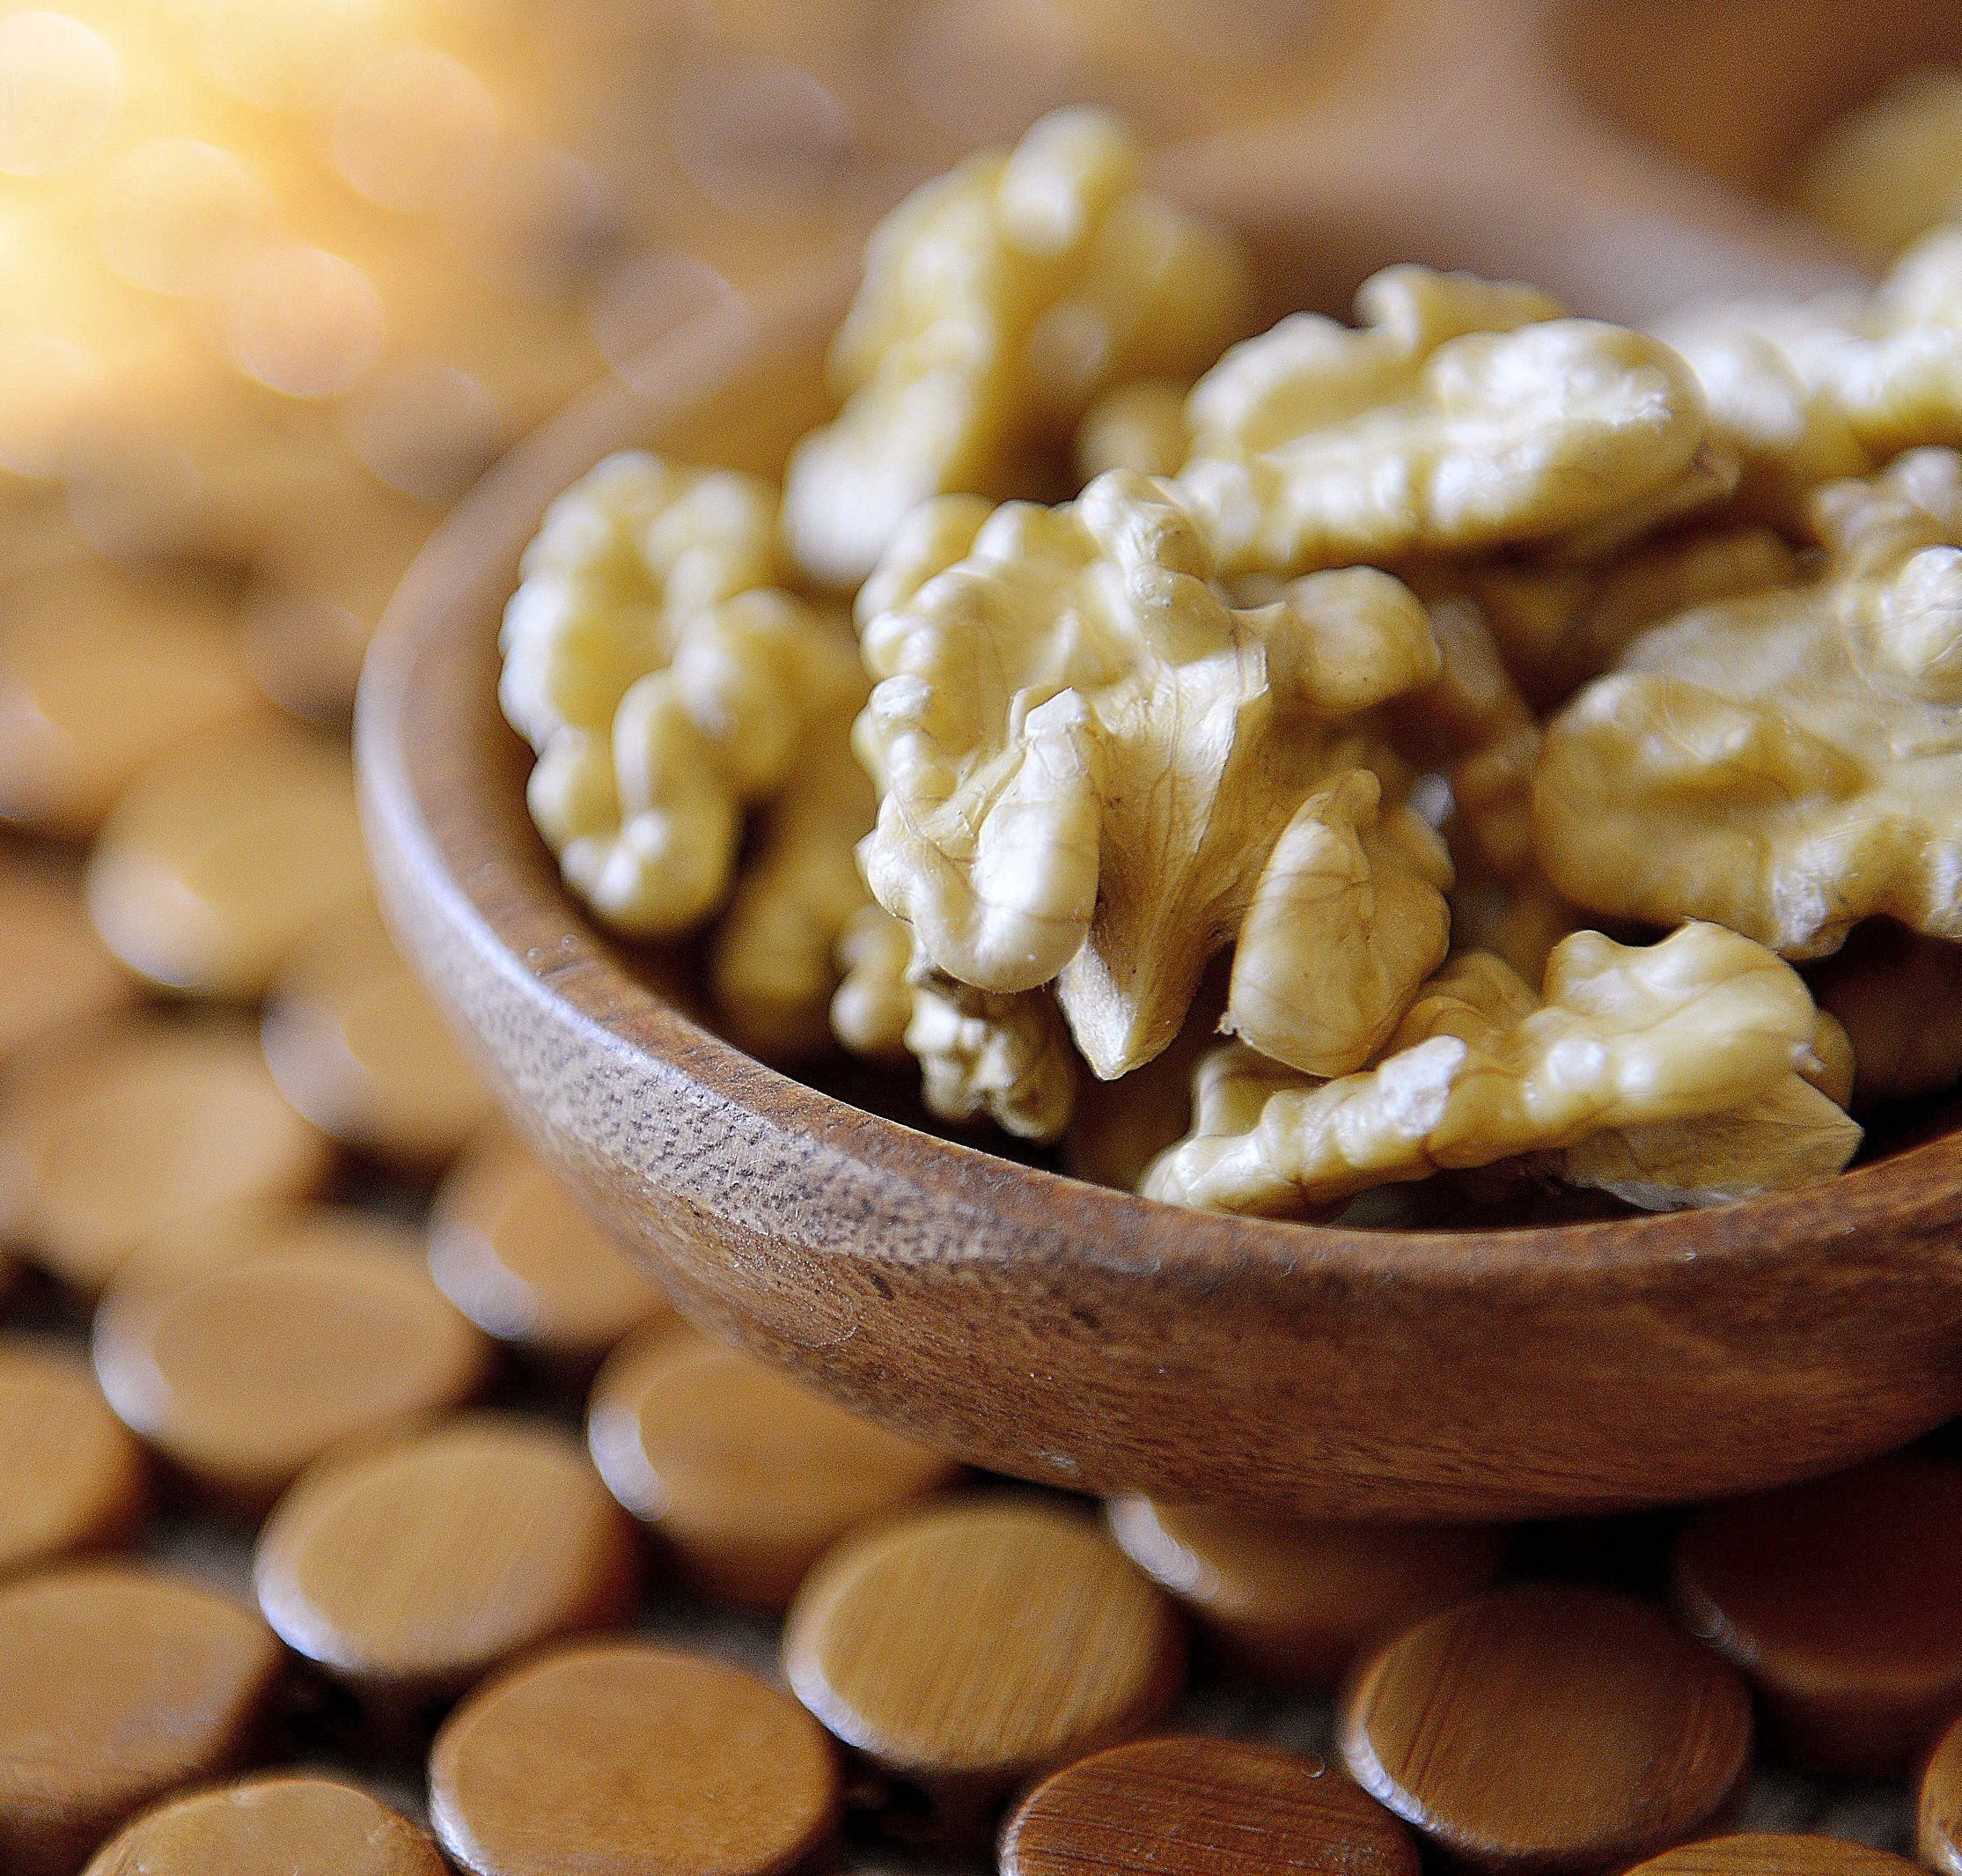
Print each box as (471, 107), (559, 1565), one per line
(1106, 1496), (1506, 1687)
(255, 1411), (637, 1702)
(92, 1232), (489, 1512)
(0, 1013), (334, 1292)
(783, 1497), (1183, 1801)
(0, 565), (260, 840)
(430, 1133), (673, 1372)
(1626, 1836), (1922, 1876)
(0, 854), (131, 1064)
(82, 1774), (445, 1876)
(115, 1203), (423, 1299)
(589, 1326), (959, 1610)
(1001, 1734), (1419, 1876)
(0, 1563), (283, 1876)
(0, 1342), (145, 1579)
(1338, 1583), (1753, 1872)
(429, 1639), (841, 1876)
(1672, 1454), (1962, 1776)
(1923, 1710), (1962, 1876)
(85, 720), (370, 1000)
(261, 907), (493, 1173)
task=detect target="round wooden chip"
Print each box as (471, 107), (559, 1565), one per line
(1001, 1734), (1420, 1876)
(93, 1234), (489, 1512)
(430, 1134), (672, 1370)
(1626, 1836), (1922, 1876)
(82, 1774), (445, 1876)
(1923, 1710), (1962, 1876)
(0, 854), (131, 1064)
(588, 1325), (958, 1609)
(1106, 1496), (1505, 1686)
(261, 907), (492, 1173)
(0, 1341), (145, 1578)
(255, 1412), (637, 1699)
(0, 1564), (283, 1876)
(783, 1497), (1183, 1790)
(114, 1203), (423, 1299)
(429, 1640), (840, 1876)
(1339, 1582), (1752, 1872)
(85, 720), (370, 1000)
(0, 1013), (334, 1292)
(1673, 1454), (1962, 1775)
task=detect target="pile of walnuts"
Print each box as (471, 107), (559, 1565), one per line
(502, 106), (1962, 1224)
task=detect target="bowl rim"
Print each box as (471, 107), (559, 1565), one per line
(359, 260), (1962, 1299)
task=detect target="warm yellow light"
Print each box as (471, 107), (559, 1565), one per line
(0, 328), (104, 475)
(339, 355), (501, 500)
(0, 11), (122, 177)
(96, 137), (273, 298)
(224, 242), (386, 397)
(334, 47), (498, 214)
(169, 0), (406, 111)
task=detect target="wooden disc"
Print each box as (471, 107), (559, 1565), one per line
(429, 1639), (841, 1876)
(254, 1411), (637, 1699)
(0, 853), (131, 1064)
(261, 907), (492, 1173)
(1625, 1836), (1922, 1876)
(0, 566), (260, 840)
(1922, 1710), (1962, 1876)
(0, 1563), (283, 1876)
(783, 1497), (1183, 1791)
(1672, 1454), (1962, 1775)
(1106, 1496), (1505, 1687)
(430, 1133), (672, 1371)
(588, 1325), (959, 1610)
(0, 1013), (334, 1292)
(0, 1341), (145, 1578)
(115, 1203), (423, 1299)
(82, 1774), (445, 1876)
(1339, 1583), (1753, 1872)
(92, 1234), (489, 1512)
(85, 720), (370, 1000)
(1001, 1734), (1420, 1876)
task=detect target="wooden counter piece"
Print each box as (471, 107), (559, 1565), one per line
(430, 1133), (673, 1372)
(1106, 1496), (1506, 1686)
(783, 1497), (1182, 1805)
(1001, 1734), (1420, 1876)
(0, 1563), (283, 1876)
(1625, 1836), (1922, 1876)
(82, 1775), (445, 1876)
(1922, 1709), (1962, 1876)
(587, 1325), (958, 1609)
(0, 1013), (334, 1292)
(0, 855), (131, 1064)
(0, 1342), (145, 1578)
(85, 720), (370, 1001)
(261, 907), (492, 1174)
(1339, 1582), (1752, 1872)
(429, 1639), (840, 1876)
(254, 1412), (637, 1703)
(92, 1234), (489, 1512)
(114, 1203), (424, 1299)
(1672, 1454), (1962, 1775)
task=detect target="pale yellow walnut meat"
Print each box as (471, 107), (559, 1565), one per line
(1143, 923), (1846, 1216)
(501, 451), (863, 937)
(1802, 71), (1962, 260)
(1076, 379), (1190, 482)
(831, 903), (916, 1061)
(783, 107), (1251, 587)
(709, 688), (874, 1063)
(1534, 449), (1962, 958)
(1174, 264), (1709, 578)
(1223, 767), (1452, 1078)
(854, 469), (1441, 1079)
(1810, 920), (1962, 1107)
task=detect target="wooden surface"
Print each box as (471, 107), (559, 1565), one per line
(92, 1236), (489, 1512)
(254, 1412), (638, 1701)
(587, 1324), (959, 1609)
(354, 0), (1962, 1519)
(1624, 1836), (1923, 1876)
(1106, 1497), (1506, 1688)
(1337, 1583), (1753, 1872)
(428, 1638), (840, 1876)
(1000, 1735), (1420, 1876)
(80, 1775), (445, 1876)
(0, 1342), (145, 1579)
(1672, 1455), (1962, 1776)
(1922, 1711), (1962, 1876)
(0, 1564), (283, 1876)
(782, 1497), (1182, 1803)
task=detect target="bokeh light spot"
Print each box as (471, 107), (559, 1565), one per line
(96, 138), (273, 298)
(225, 243), (386, 398)
(0, 11), (121, 177)
(334, 48), (499, 214)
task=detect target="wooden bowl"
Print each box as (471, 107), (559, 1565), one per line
(358, 0), (1962, 1519)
